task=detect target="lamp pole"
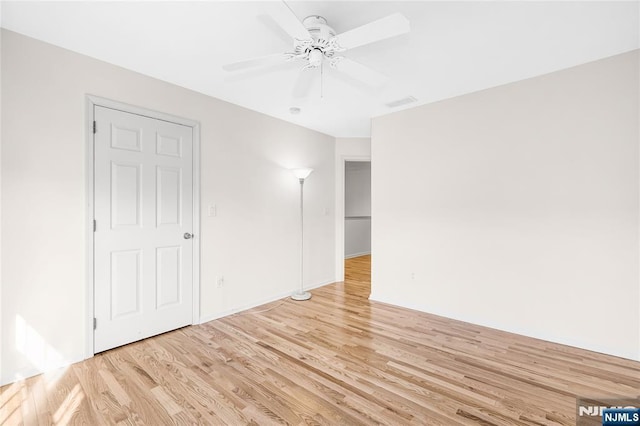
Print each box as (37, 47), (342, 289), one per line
(291, 168), (313, 301)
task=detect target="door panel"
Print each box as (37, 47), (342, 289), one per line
(156, 246), (182, 308)
(157, 133), (182, 157)
(94, 106), (193, 353)
(110, 249), (142, 318)
(111, 125), (141, 151)
(111, 162), (141, 228)
(157, 167), (182, 226)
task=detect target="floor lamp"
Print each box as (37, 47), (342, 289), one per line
(291, 168), (313, 301)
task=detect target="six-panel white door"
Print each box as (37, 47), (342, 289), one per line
(94, 106), (194, 353)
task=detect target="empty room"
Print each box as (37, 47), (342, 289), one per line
(1, 1), (639, 425)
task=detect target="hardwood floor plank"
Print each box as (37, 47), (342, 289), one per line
(72, 356), (125, 424)
(2, 254), (639, 425)
(18, 384), (38, 426)
(123, 342), (225, 424)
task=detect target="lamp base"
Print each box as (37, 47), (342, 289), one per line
(291, 291), (312, 301)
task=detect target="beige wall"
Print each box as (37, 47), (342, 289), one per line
(372, 50), (640, 360)
(0, 30), (335, 384)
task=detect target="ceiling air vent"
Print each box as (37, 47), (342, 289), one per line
(385, 96), (417, 108)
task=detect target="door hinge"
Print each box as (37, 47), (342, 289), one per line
(93, 220), (96, 232)
(93, 121), (97, 134)
(93, 318), (97, 330)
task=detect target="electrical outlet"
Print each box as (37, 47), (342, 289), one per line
(411, 272), (415, 280)
(216, 276), (225, 288)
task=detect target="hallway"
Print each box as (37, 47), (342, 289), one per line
(343, 254), (371, 297)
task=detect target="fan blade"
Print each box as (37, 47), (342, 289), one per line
(225, 61), (300, 83)
(222, 53), (286, 72)
(292, 67), (318, 98)
(334, 58), (389, 87)
(270, 1), (311, 42)
(334, 13), (410, 50)
(257, 14), (294, 46)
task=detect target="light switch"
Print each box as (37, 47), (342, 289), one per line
(208, 204), (217, 217)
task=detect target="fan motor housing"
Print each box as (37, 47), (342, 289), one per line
(302, 16), (336, 41)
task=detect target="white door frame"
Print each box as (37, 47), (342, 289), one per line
(84, 95), (201, 358)
(334, 155), (371, 282)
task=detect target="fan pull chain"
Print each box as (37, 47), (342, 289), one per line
(320, 61), (324, 99)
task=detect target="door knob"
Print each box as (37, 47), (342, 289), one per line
(184, 232), (193, 239)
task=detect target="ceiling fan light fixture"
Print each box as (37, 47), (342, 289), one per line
(221, 5), (411, 98)
(308, 48), (323, 67)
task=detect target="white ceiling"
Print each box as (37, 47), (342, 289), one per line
(1, 1), (638, 137)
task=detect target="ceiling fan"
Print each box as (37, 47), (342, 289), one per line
(222, 2), (410, 98)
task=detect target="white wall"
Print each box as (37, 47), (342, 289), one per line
(335, 138), (370, 280)
(0, 30), (335, 385)
(371, 50), (640, 360)
(0, 5), (4, 381)
(345, 161), (371, 258)
(345, 219), (371, 258)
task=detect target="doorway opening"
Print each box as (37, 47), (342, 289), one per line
(344, 161), (371, 297)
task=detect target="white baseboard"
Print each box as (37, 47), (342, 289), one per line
(369, 293), (640, 362)
(198, 279), (335, 324)
(0, 354), (85, 387)
(344, 251), (371, 259)
(1, 280), (338, 386)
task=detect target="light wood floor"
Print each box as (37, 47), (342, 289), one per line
(2, 254), (639, 425)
